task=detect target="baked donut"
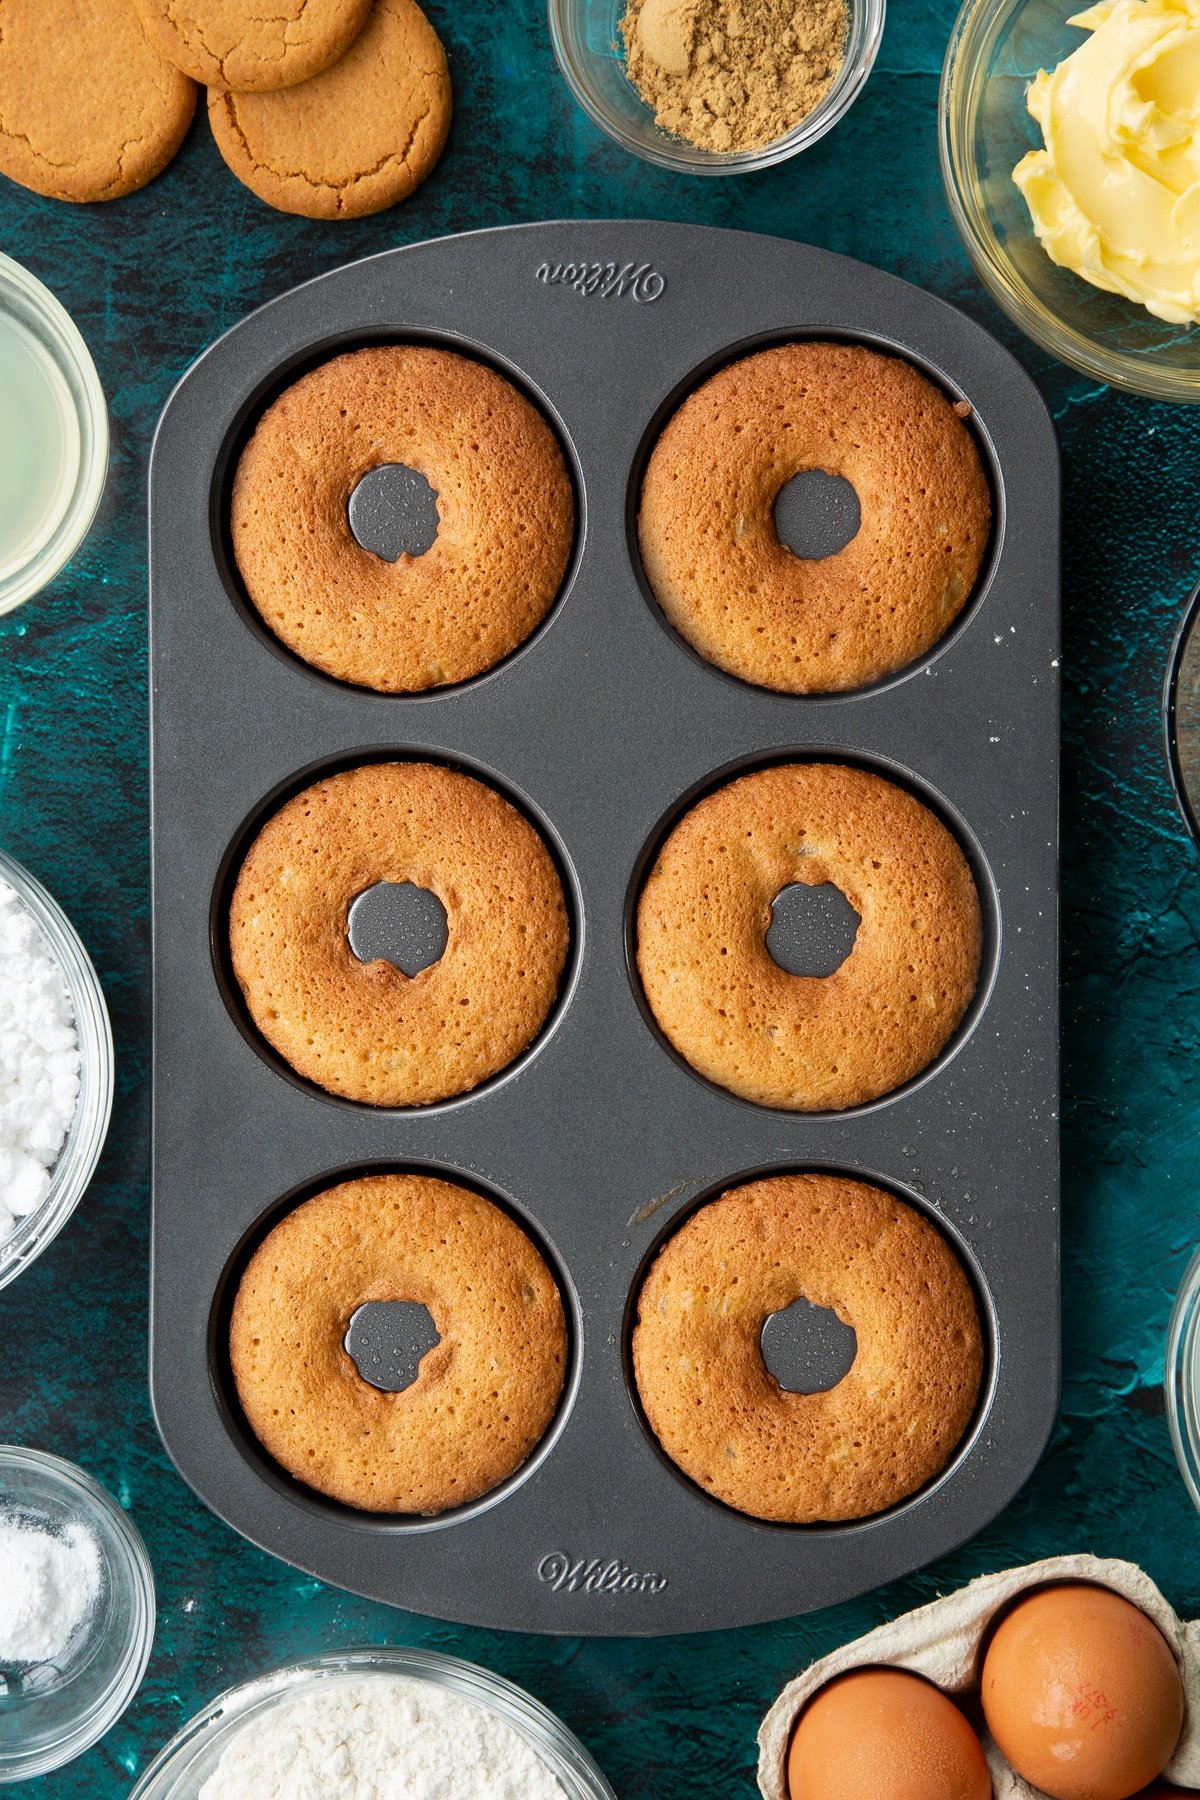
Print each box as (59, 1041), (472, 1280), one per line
(230, 1173), (568, 1513)
(632, 1172), (984, 1523)
(231, 346), (574, 690)
(229, 762), (570, 1106)
(638, 341), (992, 693)
(636, 762), (982, 1111)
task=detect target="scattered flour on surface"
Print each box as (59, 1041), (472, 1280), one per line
(198, 1675), (571, 1800)
(0, 877), (80, 1240)
(0, 1512), (102, 1664)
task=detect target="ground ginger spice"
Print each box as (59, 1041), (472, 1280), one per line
(620, 0), (848, 153)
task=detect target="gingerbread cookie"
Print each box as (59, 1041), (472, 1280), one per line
(133, 0), (374, 92)
(207, 0), (450, 217)
(0, 0), (196, 204)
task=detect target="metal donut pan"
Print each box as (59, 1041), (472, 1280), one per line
(149, 220), (1060, 1636)
(1165, 577), (1200, 853)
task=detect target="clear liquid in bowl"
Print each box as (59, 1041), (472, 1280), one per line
(0, 310), (81, 586)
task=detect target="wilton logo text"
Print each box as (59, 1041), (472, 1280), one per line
(535, 261), (665, 303)
(537, 1551), (668, 1595)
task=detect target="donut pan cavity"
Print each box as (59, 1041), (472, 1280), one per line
(149, 220), (1059, 1636)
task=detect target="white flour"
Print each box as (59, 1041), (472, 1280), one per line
(198, 1675), (571, 1800)
(0, 1513), (101, 1664)
(0, 877), (80, 1239)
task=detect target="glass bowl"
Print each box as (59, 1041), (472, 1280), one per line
(129, 1647), (618, 1799)
(0, 849), (114, 1293)
(940, 0), (1200, 400)
(0, 255), (108, 616)
(0, 1447), (156, 1782)
(1167, 1241), (1200, 1512)
(548, 0), (884, 174)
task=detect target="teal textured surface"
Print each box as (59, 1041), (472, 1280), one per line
(0, 1), (1196, 1794)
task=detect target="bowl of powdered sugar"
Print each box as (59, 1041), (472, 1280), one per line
(0, 1446), (156, 1780)
(130, 1646), (617, 1800)
(0, 848), (113, 1292)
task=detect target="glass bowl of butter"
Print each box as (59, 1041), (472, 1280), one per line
(941, 0), (1200, 400)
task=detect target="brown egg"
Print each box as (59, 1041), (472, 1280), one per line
(980, 1584), (1184, 1800)
(787, 1667), (992, 1800)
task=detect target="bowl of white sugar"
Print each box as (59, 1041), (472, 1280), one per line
(0, 849), (113, 1292)
(0, 1446), (156, 1780)
(129, 1646), (617, 1800)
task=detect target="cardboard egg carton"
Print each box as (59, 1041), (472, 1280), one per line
(758, 1555), (1200, 1799)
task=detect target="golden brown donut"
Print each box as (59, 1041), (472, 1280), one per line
(230, 1173), (568, 1514)
(229, 762), (570, 1106)
(632, 1173), (984, 1523)
(230, 346), (574, 691)
(638, 341), (992, 693)
(636, 762), (982, 1111)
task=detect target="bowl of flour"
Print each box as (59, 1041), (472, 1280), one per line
(0, 848), (113, 1291)
(129, 1647), (618, 1800)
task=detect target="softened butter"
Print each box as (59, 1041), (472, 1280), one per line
(1014, 0), (1200, 324)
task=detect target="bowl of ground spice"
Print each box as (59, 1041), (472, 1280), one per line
(549, 0), (883, 171)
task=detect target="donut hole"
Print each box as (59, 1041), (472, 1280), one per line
(772, 469), (862, 561)
(347, 463), (440, 561)
(765, 882), (860, 978)
(347, 880), (449, 977)
(761, 1297), (858, 1394)
(344, 1299), (441, 1392)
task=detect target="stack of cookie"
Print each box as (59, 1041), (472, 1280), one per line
(0, 0), (451, 216)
